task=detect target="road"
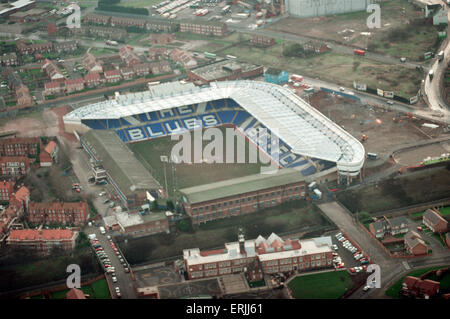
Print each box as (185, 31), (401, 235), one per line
(318, 201), (450, 299)
(85, 224), (137, 299)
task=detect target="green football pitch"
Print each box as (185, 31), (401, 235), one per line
(128, 126), (274, 195)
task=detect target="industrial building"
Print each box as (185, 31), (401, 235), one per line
(187, 59), (263, 84)
(285, 0), (372, 18)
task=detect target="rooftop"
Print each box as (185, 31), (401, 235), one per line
(180, 168), (307, 204)
(64, 80), (365, 174)
(8, 228), (74, 240)
(81, 130), (161, 195)
(189, 59), (261, 82)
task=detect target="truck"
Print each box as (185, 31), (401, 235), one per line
(438, 50), (444, 62)
(354, 49), (365, 56)
(105, 40), (118, 46)
(312, 189), (322, 200)
(99, 226), (106, 235)
(291, 74), (303, 82)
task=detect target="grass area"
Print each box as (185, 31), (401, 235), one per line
(439, 206), (450, 216)
(248, 280), (265, 288)
(410, 211), (425, 218)
(220, 42), (421, 97)
(90, 47), (118, 56)
(118, 201), (333, 264)
(128, 126), (267, 195)
(336, 167), (450, 214)
(385, 266), (448, 298)
(119, 0), (161, 8)
(49, 278), (110, 299)
(0, 108), (43, 127)
(288, 270), (351, 299)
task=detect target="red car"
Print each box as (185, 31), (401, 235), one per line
(104, 264), (111, 268)
(95, 248), (103, 252)
(349, 268), (356, 273)
(362, 265), (367, 271)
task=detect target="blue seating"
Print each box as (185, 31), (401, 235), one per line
(232, 111), (250, 126)
(244, 119), (258, 131)
(217, 111), (236, 124)
(181, 116), (201, 130)
(200, 113), (220, 127)
(105, 119), (121, 129)
(288, 159), (308, 168)
(125, 126), (146, 142)
(227, 98), (240, 108)
(116, 130), (128, 143)
(177, 105), (195, 116)
(120, 118), (131, 126)
(144, 123), (165, 138)
(301, 166), (317, 176)
(213, 99), (226, 109)
(138, 112), (159, 122)
(162, 119), (184, 134)
(82, 119), (105, 130)
(158, 109), (177, 120)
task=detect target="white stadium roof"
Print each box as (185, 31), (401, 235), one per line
(64, 80), (365, 174)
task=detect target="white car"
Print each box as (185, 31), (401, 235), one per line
(354, 266), (363, 272)
(335, 232), (342, 238)
(339, 87), (345, 92)
(363, 285), (372, 292)
(112, 276), (118, 283)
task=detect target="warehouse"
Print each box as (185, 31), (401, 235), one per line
(187, 59), (263, 84)
(286, 0), (372, 18)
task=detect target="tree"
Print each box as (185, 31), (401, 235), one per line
(166, 200), (174, 211)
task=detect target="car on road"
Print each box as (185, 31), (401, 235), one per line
(387, 100), (394, 105)
(112, 276), (117, 283)
(400, 57), (406, 63)
(99, 192), (106, 196)
(363, 285), (372, 292)
(119, 258), (124, 263)
(339, 87), (345, 92)
(115, 251), (120, 256)
(107, 235), (111, 240)
(103, 199), (110, 204)
(115, 287), (121, 298)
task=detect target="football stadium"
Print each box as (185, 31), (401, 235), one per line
(64, 80), (365, 219)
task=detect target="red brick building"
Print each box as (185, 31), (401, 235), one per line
(132, 63), (152, 77)
(402, 276), (440, 299)
(83, 14), (111, 25)
(84, 72), (102, 88)
(44, 81), (64, 95)
(0, 156), (31, 177)
(250, 35), (275, 47)
(0, 180), (15, 202)
(148, 47), (168, 61)
(179, 21), (227, 36)
(423, 209), (448, 233)
(7, 229), (78, 255)
(28, 201), (90, 225)
(180, 168), (306, 225)
(183, 233), (333, 280)
(65, 78), (85, 94)
(404, 231), (428, 256)
(0, 137), (39, 157)
(119, 46), (141, 67)
(104, 70), (121, 83)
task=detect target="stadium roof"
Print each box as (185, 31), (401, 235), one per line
(81, 130), (161, 196)
(65, 80), (365, 174)
(180, 167), (308, 204)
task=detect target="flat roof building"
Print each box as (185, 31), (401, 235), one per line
(187, 59), (263, 85)
(80, 130), (162, 208)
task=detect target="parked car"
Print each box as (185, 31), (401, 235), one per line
(124, 267), (130, 273)
(112, 276), (117, 283)
(363, 285), (371, 292)
(335, 232), (342, 238)
(349, 268), (356, 273)
(417, 226), (423, 231)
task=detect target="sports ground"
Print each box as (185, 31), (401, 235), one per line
(288, 270), (352, 299)
(128, 126), (271, 196)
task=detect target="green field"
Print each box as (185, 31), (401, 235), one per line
(128, 126), (268, 196)
(49, 278), (110, 299)
(119, 0), (161, 8)
(440, 206), (450, 216)
(288, 270), (352, 299)
(385, 266), (449, 298)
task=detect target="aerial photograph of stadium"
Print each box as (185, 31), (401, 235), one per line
(0, 0), (449, 310)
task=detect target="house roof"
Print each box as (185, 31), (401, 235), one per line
(84, 72), (100, 81)
(44, 141), (57, 154)
(8, 229), (74, 240)
(404, 231), (427, 249)
(66, 288), (86, 299)
(388, 216), (409, 228)
(65, 78), (85, 86)
(371, 220), (386, 231)
(423, 209), (447, 226)
(45, 81), (62, 89)
(14, 185), (30, 202)
(104, 69), (120, 77)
